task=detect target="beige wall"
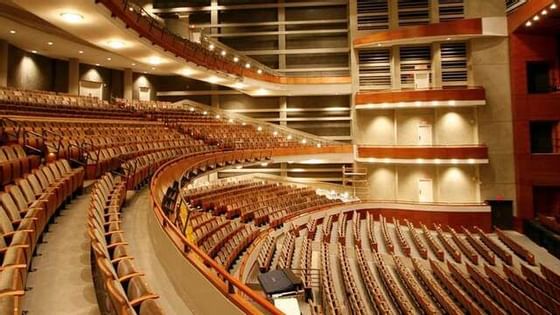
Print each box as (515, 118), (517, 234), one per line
(434, 108), (477, 145)
(355, 109), (395, 145)
(396, 109), (434, 145)
(362, 163), (479, 203)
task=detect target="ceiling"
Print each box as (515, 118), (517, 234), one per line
(3, 0), (351, 96)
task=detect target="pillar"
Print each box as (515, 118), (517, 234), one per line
(430, 0), (440, 23)
(0, 40), (7, 87)
(123, 68), (133, 100)
(391, 46), (401, 90)
(388, 0), (399, 29)
(68, 58), (80, 95)
(431, 43), (442, 88)
(278, 0), (286, 70)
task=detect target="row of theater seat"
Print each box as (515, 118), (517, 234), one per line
(0, 145), (41, 186)
(392, 255), (439, 314)
(337, 244), (368, 315)
(88, 173), (164, 315)
(276, 231), (296, 270)
(0, 159), (84, 315)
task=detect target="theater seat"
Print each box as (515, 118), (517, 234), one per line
(0, 266), (25, 315)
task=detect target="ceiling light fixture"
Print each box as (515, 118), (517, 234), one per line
(107, 40), (126, 49)
(533, 15), (540, 21)
(131, 63), (136, 66)
(9, 30), (16, 34)
(245, 63), (251, 69)
(78, 50), (84, 54)
(60, 12), (84, 23)
(552, 3), (557, 9)
(107, 57), (112, 61)
(542, 9), (548, 15)
(446, 37), (451, 40)
(525, 21), (532, 27)
(257, 69), (263, 74)
(47, 41), (53, 46)
(209, 44), (215, 50)
(95, 63), (100, 66)
(31, 50), (37, 54)
(233, 56), (239, 63)
(148, 56), (161, 65)
(221, 50), (226, 56)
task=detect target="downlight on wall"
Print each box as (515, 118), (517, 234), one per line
(525, 2), (558, 27)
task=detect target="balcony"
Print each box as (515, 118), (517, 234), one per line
(355, 87), (486, 110)
(354, 17), (507, 48)
(355, 145), (489, 164)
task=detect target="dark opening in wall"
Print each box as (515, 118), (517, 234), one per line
(527, 61), (551, 94)
(533, 186), (560, 217)
(530, 121), (559, 153)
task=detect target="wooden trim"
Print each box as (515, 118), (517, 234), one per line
(355, 87), (486, 104)
(508, 0), (553, 33)
(357, 145), (489, 160)
(97, 0), (350, 86)
(353, 18), (483, 47)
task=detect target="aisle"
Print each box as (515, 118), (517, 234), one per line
(22, 192), (100, 315)
(121, 188), (195, 315)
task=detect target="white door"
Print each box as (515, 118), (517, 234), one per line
(138, 87), (151, 101)
(418, 124), (433, 145)
(79, 81), (103, 99)
(418, 179), (434, 203)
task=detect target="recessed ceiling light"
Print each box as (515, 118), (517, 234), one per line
(245, 63), (251, 69)
(221, 50), (226, 56)
(209, 44), (215, 50)
(95, 63), (100, 66)
(9, 30), (16, 34)
(129, 7), (134, 11)
(533, 15), (540, 21)
(552, 3), (557, 9)
(257, 69), (263, 74)
(31, 50), (37, 54)
(78, 50), (84, 54)
(446, 37), (451, 40)
(131, 63), (136, 66)
(542, 9), (548, 15)
(525, 21), (532, 27)
(60, 12), (84, 23)
(148, 56), (161, 65)
(107, 40), (125, 49)
(47, 41), (53, 46)
(144, 71), (147, 74)
(377, 43), (382, 47)
(106, 57), (112, 61)
(233, 56), (239, 63)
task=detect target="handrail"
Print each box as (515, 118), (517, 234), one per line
(97, 0), (350, 84)
(150, 149), (282, 314)
(174, 99), (341, 147)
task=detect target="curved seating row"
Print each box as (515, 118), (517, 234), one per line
(0, 159), (83, 315)
(0, 145), (41, 186)
(88, 173), (164, 315)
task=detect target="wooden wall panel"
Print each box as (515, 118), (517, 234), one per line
(356, 86), (485, 104)
(358, 145), (488, 160)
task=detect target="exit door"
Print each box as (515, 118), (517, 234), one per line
(418, 124), (433, 145)
(418, 178), (433, 203)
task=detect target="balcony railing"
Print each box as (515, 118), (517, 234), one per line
(356, 144), (489, 163)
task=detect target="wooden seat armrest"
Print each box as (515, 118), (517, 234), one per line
(107, 242), (128, 249)
(129, 294), (159, 307)
(118, 272), (144, 282)
(0, 289), (25, 298)
(0, 264), (27, 271)
(104, 230), (123, 236)
(111, 256), (134, 264)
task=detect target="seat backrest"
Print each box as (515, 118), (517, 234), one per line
(0, 192), (22, 221)
(6, 186), (28, 212)
(105, 278), (136, 315)
(12, 146), (26, 158)
(1, 146), (17, 160)
(139, 299), (165, 315)
(32, 169), (50, 190)
(0, 205), (15, 234)
(16, 178), (36, 204)
(25, 174), (43, 195)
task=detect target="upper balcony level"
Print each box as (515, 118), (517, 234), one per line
(14, 0), (351, 97)
(354, 17), (507, 49)
(355, 86), (486, 110)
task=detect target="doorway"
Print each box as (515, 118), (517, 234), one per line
(417, 124), (433, 145)
(418, 178), (434, 203)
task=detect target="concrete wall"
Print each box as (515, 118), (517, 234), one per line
(434, 108), (477, 145)
(79, 64), (124, 100)
(7, 45), (68, 92)
(362, 163), (479, 202)
(133, 73), (157, 101)
(355, 110), (395, 145)
(396, 109), (434, 145)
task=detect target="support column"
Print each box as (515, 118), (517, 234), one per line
(210, 0), (218, 36)
(431, 43), (442, 88)
(430, 0), (440, 23)
(123, 68), (133, 100)
(278, 0), (286, 70)
(68, 58), (80, 95)
(279, 96), (287, 126)
(0, 40), (8, 87)
(391, 46), (401, 90)
(388, 0), (399, 29)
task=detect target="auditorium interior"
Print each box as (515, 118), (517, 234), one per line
(1, 0), (560, 314)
